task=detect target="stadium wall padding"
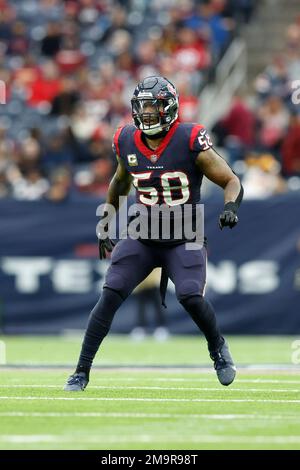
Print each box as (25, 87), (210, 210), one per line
(0, 193), (299, 334)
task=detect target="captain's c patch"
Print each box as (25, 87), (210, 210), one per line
(127, 154), (138, 166)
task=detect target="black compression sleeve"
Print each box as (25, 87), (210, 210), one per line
(224, 184), (244, 213)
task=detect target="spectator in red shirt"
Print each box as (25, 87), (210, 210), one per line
(257, 95), (289, 151)
(219, 94), (256, 147)
(212, 94), (255, 155)
(173, 27), (210, 72)
(27, 60), (62, 108)
(55, 36), (86, 74)
(281, 114), (300, 176)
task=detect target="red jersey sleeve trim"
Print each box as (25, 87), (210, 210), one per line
(189, 124), (205, 151)
(113, 126), (123, 156)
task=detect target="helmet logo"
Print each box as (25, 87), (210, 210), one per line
(167, 83), (176, 96)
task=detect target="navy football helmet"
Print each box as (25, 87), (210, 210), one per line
(131, 76), (179, 135)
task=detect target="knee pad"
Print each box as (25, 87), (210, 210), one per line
(104, 272), (129, 299)
(176, 279), (203, 302)
(103, 241), (142, 299)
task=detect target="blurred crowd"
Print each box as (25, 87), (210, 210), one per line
(0, 0), (257, 201)
(212, 14), (300, 198)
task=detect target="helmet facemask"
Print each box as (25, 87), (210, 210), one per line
(131, 96), (178, 136)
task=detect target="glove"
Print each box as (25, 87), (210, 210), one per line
(219, 202), (239, 230)
(97, 214), (115, 259)
(98, 237), (115, 259)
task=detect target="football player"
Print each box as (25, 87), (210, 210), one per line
(64, 76), (243, 391)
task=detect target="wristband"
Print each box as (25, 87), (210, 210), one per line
(224, 202), (239, 213)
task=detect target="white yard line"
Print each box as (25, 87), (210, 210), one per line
(220, 379), (300, 384)
(0, 412), (299, 420)
(2, 365), (300, 374)
(1, 396), (300, 403)
(4, 376), (299, 384)
(1, 434), (300, 444)
(90, 377), (300, 384)
(0, 384), (299, 393)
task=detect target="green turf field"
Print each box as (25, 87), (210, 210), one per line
(0, 335), (299, 450)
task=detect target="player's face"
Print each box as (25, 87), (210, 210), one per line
(140, 100), (163, 127)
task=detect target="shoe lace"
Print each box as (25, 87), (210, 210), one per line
(69, 374), (85, 385)
(210, 350), (226, 370)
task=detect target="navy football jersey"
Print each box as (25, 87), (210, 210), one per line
(113, 121), (213, 243)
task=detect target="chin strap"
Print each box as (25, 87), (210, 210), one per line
(141, 118), (179, 139)
(142, 128), (169, 140)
